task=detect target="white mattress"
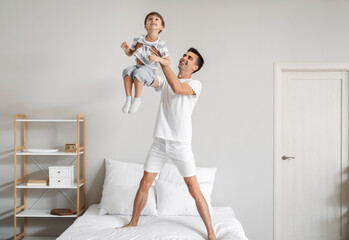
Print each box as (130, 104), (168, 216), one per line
(58, 204), (248, 240)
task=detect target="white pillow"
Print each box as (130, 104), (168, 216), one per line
(99, 158), (158, 216)
(156, 179), (213, 216)
(103, 158), (145, 185)
(99, 184), (157, 216)
(156, 163), (216, 216)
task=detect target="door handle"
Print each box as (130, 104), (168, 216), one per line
(282, 156), (295, 160)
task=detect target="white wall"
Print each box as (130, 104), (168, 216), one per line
(1, 0), (349, 239)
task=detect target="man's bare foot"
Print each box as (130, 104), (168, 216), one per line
(116, 222), (137, 229)
(208, 233), (217, 240)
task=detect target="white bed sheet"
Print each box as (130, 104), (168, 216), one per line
(58, 204), (248, 240)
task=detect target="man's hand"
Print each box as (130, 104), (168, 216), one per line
(149, 47), (170, 66)
(135, 42), (143, 50)
(148, 47), (162, 63)
(148, 54), (162, 63)
(150, 46), (161, 57)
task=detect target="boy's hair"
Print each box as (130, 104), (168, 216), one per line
(144, 12), (165, 34)
(188, 48), (204, 73)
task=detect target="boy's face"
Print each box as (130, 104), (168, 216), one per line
(144, 15), (164, 33)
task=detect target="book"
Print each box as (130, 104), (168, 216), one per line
(27, 183), (47, 186)
(27, 179), (48, 186)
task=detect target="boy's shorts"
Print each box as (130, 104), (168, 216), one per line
(122, 65), (156, 86)
(144, 137), (196, 178)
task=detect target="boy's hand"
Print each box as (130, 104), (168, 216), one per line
(121, 42), (130, 51)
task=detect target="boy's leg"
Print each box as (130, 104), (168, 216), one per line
(122, 65), (137, 113)
(122, 171), (158, 227)
(124, 74), (132, 97)
(184, 176), (217, 240)
(129, 66), (155, 113)
(129, 76), (143, 114)
(122, 75), (133, 113)
(133, 77), (144, 98)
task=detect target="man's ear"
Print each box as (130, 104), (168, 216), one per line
(144, 25), (148, 31)
(192, 65), (199, 72)
(159, 25), (164, 31)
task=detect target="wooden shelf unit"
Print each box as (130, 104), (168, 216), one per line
(13, 114), (86, 240)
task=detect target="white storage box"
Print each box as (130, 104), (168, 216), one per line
(49, 166), (74, 186)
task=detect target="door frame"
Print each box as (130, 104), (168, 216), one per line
(273, 63), (349, 240)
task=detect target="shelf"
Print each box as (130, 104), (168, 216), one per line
(22, 237), (57, 240)
(16, 119), (84, 122)
(16, 151), (84, 156)
(16, 182), (84, 189)
(16, 209), (80, 218)
(14, 114), (86, 239)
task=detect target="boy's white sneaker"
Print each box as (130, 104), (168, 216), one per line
(129, 98), (141, 114)
(122, 96), (132, 113)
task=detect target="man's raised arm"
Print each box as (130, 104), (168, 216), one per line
(160, 65), (195, 95)
(149, 47), (195, 96)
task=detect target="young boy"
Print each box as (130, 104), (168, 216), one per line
(121, 12), (170, 114)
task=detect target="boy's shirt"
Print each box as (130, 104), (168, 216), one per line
(130, 35), (169, 70)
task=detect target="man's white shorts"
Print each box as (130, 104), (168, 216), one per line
(144, 137), (196, 177)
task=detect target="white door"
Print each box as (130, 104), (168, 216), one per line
(274, 70), (349, 240)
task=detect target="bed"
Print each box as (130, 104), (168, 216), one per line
(58, 158), (248, 240)
(57, 204), (248, 240)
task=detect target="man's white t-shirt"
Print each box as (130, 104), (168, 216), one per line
(153, 75), (202, 143)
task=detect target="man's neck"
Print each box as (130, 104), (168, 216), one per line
(177, 70), (192, 79)
(145, 31), (159, 42)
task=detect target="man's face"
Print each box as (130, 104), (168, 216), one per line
(145, 15), (163, 33)
(178, 51), (199, 73)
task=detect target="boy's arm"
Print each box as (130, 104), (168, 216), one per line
(125, 48), (135, 56)
(121, 41), (143, 56)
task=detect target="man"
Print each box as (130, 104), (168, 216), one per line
(123, 47), (217, 240)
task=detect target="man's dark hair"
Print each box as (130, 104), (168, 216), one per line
(144, 12), (165, 34)
(188, 48), (204, 73)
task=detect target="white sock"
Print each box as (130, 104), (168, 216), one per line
(122, 96), (132, 113)
(129, 98), (142, 114)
